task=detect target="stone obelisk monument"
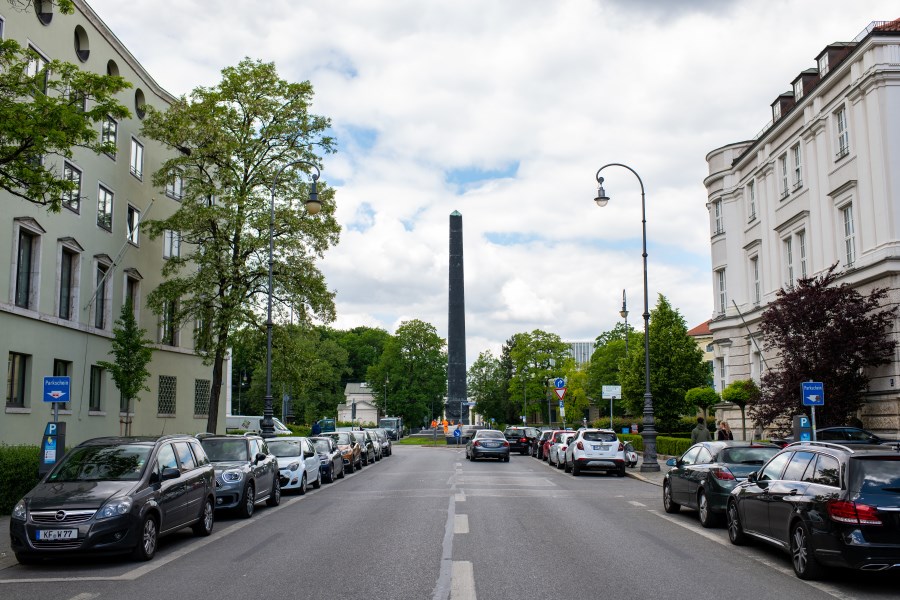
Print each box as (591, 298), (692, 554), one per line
(447, 211), (468, 424)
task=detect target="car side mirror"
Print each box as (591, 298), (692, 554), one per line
(665, 458), (677, 467)
(161, 467), (180, 481)
(747, 471), (758, 483)
(255, 452), (267, 463)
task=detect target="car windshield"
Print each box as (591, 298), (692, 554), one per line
(352, 433), (366, 443)
(582, 432), (617, 442)
(312, 439), (332, 453)
(201, 438), (249, 462)
(324, 432), (352, 445)
(849, 456), (900, 493)
(720, 447), (780, 465)
(476, 431), (504, 439)
(48, 444), (151, 482)
(267, 439), (302, 457)
(503, 429), (522, 436)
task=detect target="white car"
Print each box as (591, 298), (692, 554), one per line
(548, 431), (576, 469)
(564, 429), (627, 476)
(267, 436), (322, 494)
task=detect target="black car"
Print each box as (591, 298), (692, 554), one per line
(534, 430), (554, 460)
(310, 436), (345, 483)
(726, 441), (900, 580)
(10, 435), (215, 563)
(503, 427), (540, 455)
(352, 430), (376, 465)
(772, 426), (898, 448)
(199, 434), (280, 518)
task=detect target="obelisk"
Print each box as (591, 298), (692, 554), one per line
(448, 211), (467, 424)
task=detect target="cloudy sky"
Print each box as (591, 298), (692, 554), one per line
(88, 0), (897, 361)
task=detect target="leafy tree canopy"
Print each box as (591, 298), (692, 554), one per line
(467, 351), (507, 424)
(506, 330), (574, 422)
(685, 386), (719, 419)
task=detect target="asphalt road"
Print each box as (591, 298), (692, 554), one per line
(1, 446), (898, 600)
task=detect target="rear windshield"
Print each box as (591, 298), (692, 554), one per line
(849, 456), (900, 493)
(720, 447), (780, 465)
(582, 432), (617, 443)
(553, 432), (573, 442)
(477, 431), (504, 439)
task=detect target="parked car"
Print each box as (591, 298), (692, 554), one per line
(322, 431), (363, 473)
(460, 425), (485, 442)
(564, 429), (626, 476)
(10, 435), (215, 563)
(548, 431), (576, 468)
(368, 428), (392, 457)
(772, 426), (899, 448)
(528, 427), (550, 456)
(199, 434), (280, 517)
(726, 441), (900, 580)
(267, 436), (322, 493)
(662, 441), (780, 527)
(503, 426), (540, 455)
(367, 429), (384, 461)
(466, 429), (510, 462)
(535, 430), (554, 460)
(352, 430), (376, 465)
(310, 436), (345, 483)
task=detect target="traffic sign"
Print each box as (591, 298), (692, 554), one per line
(554, 378), (565, 388)
(554, 387), (567, 401)
(602, 385), (622, 399)
(558, 400), (564, 408)
(43, 376), (70, 403)
(453, 428), (461, 438)
(801, 382), (824, 406)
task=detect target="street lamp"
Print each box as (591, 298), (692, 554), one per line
(620, 289), (629, 355)
(261, 161), (321, 438)
(594, 163), (659, 472)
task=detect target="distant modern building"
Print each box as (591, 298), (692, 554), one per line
(703, 19), (900, 435)
(567, 341), (595, 366)
(1, 1), (217, 446)
(338, 383), (378, 424)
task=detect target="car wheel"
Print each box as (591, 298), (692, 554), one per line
(338, 462), (346, 479)
(192, 497), (215, 536)
(791, 521), (825, 580)
(697, 489), (719, 528)
(617, 465), (627, 478)
(346, 459), (355, 474)
(572, 462), (580, 476)
(313, 470), (322, 489)
(266, 476), (281, 506)
(503, 455), (509, 462)
(238, 482), (256, 518)
(298, 473), (308, 495)
(472, 453), (478, 462)
(132, 514), (158, 561)
(663, 481), (680, 514)
(726, 500), (747, 545)
(564, 458), (572, 473)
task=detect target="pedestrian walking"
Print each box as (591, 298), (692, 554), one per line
(311, 420), (321, 436)
(716, 421), (733, 441)
(691, 417), (711, 444)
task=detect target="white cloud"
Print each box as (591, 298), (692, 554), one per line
(87, 0), (899, 360)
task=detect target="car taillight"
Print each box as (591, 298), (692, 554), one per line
(473, 441), (481, 447)
(520, 437), (527, 443)
(710, 467), (735, 481)
(502, 441), (509, 447)
(618, 442), (624, 451)
(576, 441), (584, 450)
(827, 500), (883, 526)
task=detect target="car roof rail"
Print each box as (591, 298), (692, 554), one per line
(786, 440), (856, 453)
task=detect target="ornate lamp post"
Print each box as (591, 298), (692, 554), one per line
(261, 161), (321, 438)
(594, 163), (659, 472)
(620, 289), (629, 355)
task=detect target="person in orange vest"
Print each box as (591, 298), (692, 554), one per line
(431, 419), (437, 430)
(442, 419), (449, 434)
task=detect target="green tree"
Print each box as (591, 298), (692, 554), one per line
(366, 320), (447, 428)
(507, 330), (573, 424)
(96, 299), (153, 435)
(754, 264), (897, 433)
(561, 364), (591, 427)
(620, 295), (707, 433)
(467, 351), (507, 424)
(0, 38), (129, 209)
(332, 326), (391, 387)
(141, 58), (339, 434)
(685, 386), (719, 421)
(722, 379), (759, 441)
(586, 324), (641, 416)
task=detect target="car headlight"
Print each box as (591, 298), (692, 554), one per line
(97, 497), (133, 520)
(12, 499), (27, 521)
(287, 462), (300, 472)
(222, 469), (244, 482)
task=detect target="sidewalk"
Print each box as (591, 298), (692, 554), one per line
(624, 452), (673, 487)
(0, 515), (13, 570)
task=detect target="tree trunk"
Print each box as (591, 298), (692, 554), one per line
(740, 406), (747, 441)
(206, 343), (226, 434)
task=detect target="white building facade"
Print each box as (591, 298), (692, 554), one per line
(1, 1), (220, 446)
(704, 19), (900, 436)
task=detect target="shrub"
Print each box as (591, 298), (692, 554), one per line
(0, 445), (41, 515)
(618, 433), (643, 451)
(655, 436), (692, 457)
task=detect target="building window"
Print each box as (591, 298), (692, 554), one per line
(89, 365), (103, 412)
(125, 275), (140, 318)
(716, 269), (727, 315)
(751, 351), (762, 383)
(94, 262), (110, 329)
(793, 80), (803, 101)
(160, 299), (177, 346)
(163, 230), (181, 259)
(713, 199), (723, 235)
(798, 231), (807, 279)
(750, 256), (760, 305)
(97, 185), (113, 231)
(59, 247), (78, 320)
(842, 205), (855, 267)
(158, 375), (177, 415)
(717, 357), (727, 393)
(61, 162), (82, 213)
(130, 138), (143, 179)
(26, 44), (49, 93)
(165, 172), (184, 201)
(791, 144), (803, 190)
(7, 352), (29, 407)
(194, 379), (211, 416)
(747, 180), (756, 221)
(101, 116), (117, 157)
(779, 154), (789, 199)
(784, 237), (794, 286)
(53, 359), (72, 410)
(818, 54), (829, 77)
(126, 205), (140, 245)
(836, 107), (849, 158)
(15, 229), (38, 309)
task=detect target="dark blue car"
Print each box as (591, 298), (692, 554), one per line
(311, 436), (345, 483)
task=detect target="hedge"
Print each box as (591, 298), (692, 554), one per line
(0, 445), (41, 515)
(616, 433), (692, 457)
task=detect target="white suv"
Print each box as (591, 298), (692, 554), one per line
(564, 429), (626, 477)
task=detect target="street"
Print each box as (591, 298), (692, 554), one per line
(1, 445), (898, 600)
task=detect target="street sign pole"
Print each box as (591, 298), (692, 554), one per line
(801, 381), (825, 442)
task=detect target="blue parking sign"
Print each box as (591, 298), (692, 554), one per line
(43, 376), (70, 403)
(801, 382), (824, 406)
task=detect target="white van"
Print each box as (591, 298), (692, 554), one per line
(225, 415), (292, 435)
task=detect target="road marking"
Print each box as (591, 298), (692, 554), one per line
(628, 500), (646, 507)
(650, 511), (854, 600)
(68, 595), (99, 600)
(455, 493), (466, 502)
(450, 561), (476, 600)
(454, 514), (469, 534)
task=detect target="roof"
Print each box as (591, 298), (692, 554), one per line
(344, 382), (373, 395)
(687, 320), (712, 337)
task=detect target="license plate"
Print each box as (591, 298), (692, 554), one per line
(36, 529), (77, 541)
(593, 445), (609, 451)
